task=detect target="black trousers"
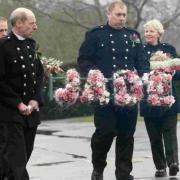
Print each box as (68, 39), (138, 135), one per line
(91, 105), (137, 179)
(0, 122), (37, 180)
(0, 123), (8, 179)
(144, 115), (178, 170)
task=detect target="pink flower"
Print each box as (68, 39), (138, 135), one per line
(54, 88), (65, 102)
(114, 70), (143, 106)
(148, 95), (159, 105)
(163, 96), (175, 106)
(66, 69), (80, 82)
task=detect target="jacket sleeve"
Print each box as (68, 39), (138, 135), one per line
(134, 33), (150, 76)
(31, 44), (44, 107)
(0, 43), (22, 108)
(171, 45), (180, 80)
(77, 31), (97, 76)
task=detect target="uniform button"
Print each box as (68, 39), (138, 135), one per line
(125, 56), (128, 60)
(100, 25), (103, 28)
(126, 41), (128, 44)
(14, 60), (17, 63)
(109, 34), (113, 37)
(34, 81), (36, 84)
(32, 72), (35, 76)
(31, 63), (34, 67)
(124, 34), (127, 37)
(113, 56), (116, 60)
(7, 36), (10, 39)
(24, 74), (27, 78)
(22, 65), (26, 68)
(23, 92), (26, 96)
(147, 51), (151, 54)
(112, 48), (115, 51)
(29, 54), (32, 58)
(24, 83), (26, 87)
(17, 47), (20, 51)
(126, 49), (129, 52)
(27, 45), (30, 49)
(113, 65), (116, 68)
(125, 64), (127, 67)
(111, 41), (114, 44)
(101, 44), (104, 47)
(20, 56), (24, 59)
(143, 45), (146, 48)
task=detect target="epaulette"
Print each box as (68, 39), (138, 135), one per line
(124, 27), (140, 34)
(27, 37), (36, 43)
(161, 42), (171, 47)
(0, 35), (11, 45)
(161, 43), (176, 51)
(89, 25), (105, 33)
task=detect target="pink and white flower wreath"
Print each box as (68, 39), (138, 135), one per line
(54, 68), (80, 107)
(147, 69), (175, 107)
(113, 70), (143, 106)
(80, 69), (110, 105)
(54, 68), (175, 108)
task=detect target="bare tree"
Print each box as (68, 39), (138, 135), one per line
(7, 0), (180, 31)
(3, 0), (180, 52)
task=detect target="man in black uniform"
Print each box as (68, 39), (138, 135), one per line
(0, 17), (8, 38)
(77, 1), (149, 180)
(0, 16), (8, 180)
(0, 7), (43, 180)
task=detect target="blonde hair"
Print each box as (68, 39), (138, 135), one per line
(144, 19), (164, 37)
(106, 0), (126, 12)
(0, 16), (7, 22)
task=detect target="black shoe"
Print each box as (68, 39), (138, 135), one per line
(127, 175), (134, 180)
(117, 174), (134, 180)
(0, 175), (7, 180)
(169, 163), (179, 176)
(91, 170), (103, 180)
(155, 169), (167, 177)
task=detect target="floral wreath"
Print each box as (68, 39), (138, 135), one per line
(80, 69), (110, 105)
(147, 69), (175, 107)
(53, 68), (175, 108)
(54, 68), (80, 107)
(150, 50), (180, 71)
(113, 69), (143, 106)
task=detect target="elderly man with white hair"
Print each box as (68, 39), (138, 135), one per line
(0, 7), (43, 180)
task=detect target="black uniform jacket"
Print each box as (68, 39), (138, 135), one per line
(0, 32), (44, 127)
(77, 23), (150, 78)
(140, 42), (180, 118)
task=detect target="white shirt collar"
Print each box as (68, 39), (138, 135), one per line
(13, 31), (26, 41)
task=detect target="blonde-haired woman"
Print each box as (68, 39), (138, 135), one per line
(140, 19), (180, 177)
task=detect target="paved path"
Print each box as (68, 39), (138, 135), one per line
(27, 118), (180, 180)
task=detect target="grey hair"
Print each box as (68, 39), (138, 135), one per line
(9, 7), (33, 26)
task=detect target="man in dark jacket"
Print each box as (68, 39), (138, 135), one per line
(0, 17), (8, 38)
(77, 1), (149, 180)
(0, 7), (43, 180)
